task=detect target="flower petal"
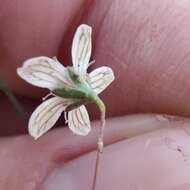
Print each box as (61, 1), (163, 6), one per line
(68, 105), (91, 136)
(29, 97), (75, 139)
(72, 24), (92, 75)
(17, 56), (74, 90)
(89, 66), (115, 94)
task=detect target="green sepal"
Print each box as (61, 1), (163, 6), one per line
(54, 66), (96, 101)
(54, 88), (88, 100)
(54, 66), (105, 112)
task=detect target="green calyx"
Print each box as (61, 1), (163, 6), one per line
(53, 66), (105, 112)
(54, 67), (95, 101)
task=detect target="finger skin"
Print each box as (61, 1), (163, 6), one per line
(43, 127), (190, 190)
(1, 1), (190, 189)
(44, 130), (190, 190)
(0, 115), (190, 190)
(42, 116), (190, 190)
(0, 0), (86, 95)
(82, 0), (190, 118)
(2, 0), (190, 118)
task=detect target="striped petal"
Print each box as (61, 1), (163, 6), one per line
(72, 24), (92, 75)
(17, 56), (74, 90)
(68, 105), (91, 136)
(89, 66), (115, 94)
(29, 97), (75, 139)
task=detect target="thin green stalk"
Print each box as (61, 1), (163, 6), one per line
(0, 80), (28, 121)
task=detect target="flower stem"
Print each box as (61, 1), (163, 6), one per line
(92, 97), (106, 190)
(92, 149), (101, 190)
(0, 79), (28, 121)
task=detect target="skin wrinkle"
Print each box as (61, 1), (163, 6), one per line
(164, 137), (187, 161)
(147, 0), (190, 106)
(86, 0), (154, 115)
(164, 125), (190, 162)
(3, 0), (190, 119)
(79, 0), (190, 118)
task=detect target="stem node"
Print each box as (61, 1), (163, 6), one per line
(97, 137), (104, 153)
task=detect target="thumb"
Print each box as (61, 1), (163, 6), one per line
(42, 114), (190, 190)
(1, 113), (187, 189)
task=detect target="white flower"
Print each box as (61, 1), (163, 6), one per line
(17, 24), (115, 139)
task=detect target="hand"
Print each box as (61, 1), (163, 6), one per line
(1, 0), (190, 189)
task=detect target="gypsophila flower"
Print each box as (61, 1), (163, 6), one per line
(17, 24), (115, 139)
